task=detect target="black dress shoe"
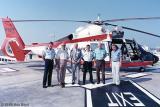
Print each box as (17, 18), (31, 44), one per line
(43, 86), (47, 88)
(48, 85), (53, 87)
(78, 81), (81, 85)
(61, 83), (65, 88)
(91, 81), (95, 84)
(97, 82), (100, 84)
(72, 82), (75, 85)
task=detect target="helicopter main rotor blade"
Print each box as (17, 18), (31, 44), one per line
(103, 17), (160, 22)
(4, 16), (160, 23)
(6, 19), (91, 23)
(105, 23), (160, 38)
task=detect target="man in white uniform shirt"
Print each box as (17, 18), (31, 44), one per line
(42, 42), (55, 88)
(82, 45), (94, 85)
(56, 44), (69, 88)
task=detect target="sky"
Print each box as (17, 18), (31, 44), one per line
(0, 0), (160, 48)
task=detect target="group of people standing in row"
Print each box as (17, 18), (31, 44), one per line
(42, 42), (122, 88)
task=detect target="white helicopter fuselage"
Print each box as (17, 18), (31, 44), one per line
(67, 24), (111, 61)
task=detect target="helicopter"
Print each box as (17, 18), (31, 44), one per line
(1, 16), (160, 71)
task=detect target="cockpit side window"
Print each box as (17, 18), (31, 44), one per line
(90, 43), (106, 51)
(90, 43), (98, 51)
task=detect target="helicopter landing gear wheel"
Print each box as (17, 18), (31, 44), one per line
(139, 67), (145, 72)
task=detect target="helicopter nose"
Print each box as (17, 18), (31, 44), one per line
(153, 54), (159, 64)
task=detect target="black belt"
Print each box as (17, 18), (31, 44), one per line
(96, 59), (104, 61)
(45, 59), (53, 61)
(112, 61), (119, 62)
(84, 61), (92, 62)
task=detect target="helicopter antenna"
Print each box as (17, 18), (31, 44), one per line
(97, 13), (101, 21)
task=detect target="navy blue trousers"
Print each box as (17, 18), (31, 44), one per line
(43, 59), (53, 86)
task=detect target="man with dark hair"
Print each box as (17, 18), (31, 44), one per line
(42, 42), (55, 88)
(110, 44), (122, 85)
(82, 45), (94, 85)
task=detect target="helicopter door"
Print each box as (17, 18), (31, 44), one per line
(121, 43), (131, 61)
(125, 43), (140, 61)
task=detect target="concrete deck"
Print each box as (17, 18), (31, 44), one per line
(0, 61), (160, 107)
